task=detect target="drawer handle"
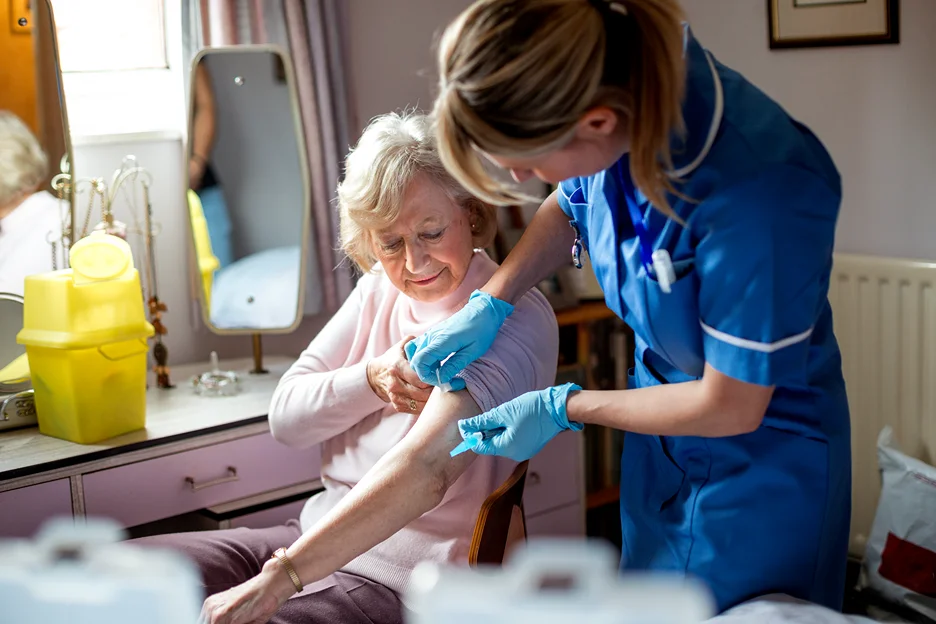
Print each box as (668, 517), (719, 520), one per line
(528, 471), (541, 486)
(185, 466), (238, 492)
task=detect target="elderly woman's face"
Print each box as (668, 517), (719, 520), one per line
(371, 174), (475, 302)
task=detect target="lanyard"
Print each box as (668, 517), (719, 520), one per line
(622, 182), (655, 276)
(617, 160), (676, 293)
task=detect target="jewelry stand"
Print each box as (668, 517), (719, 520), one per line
(55, 157), (172, 389)
(250, 334), (268, 375)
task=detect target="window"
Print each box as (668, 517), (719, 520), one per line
(51, 0), (184, 139)
(52, 0), (167, 73)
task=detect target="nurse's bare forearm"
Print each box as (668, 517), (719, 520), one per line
(483, 191), (575, 305)
(566, 363), (774, 437)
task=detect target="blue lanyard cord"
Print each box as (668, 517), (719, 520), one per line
(617, 161), (655, 275)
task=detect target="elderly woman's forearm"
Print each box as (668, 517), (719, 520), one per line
(283, 442), (456, 586)
(278, 390), (478, 587)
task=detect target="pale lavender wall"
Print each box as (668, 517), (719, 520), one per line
(343, 0), (474, 135)
(680, 0), (936, 261)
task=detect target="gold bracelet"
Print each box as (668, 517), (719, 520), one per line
(271, 547), (303, 593)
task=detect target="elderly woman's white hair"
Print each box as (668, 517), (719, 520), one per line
(337, 110), (497, 273)
(0, 111), (48, 208)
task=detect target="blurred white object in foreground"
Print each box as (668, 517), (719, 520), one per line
(0, 517), (202, 624)
(405, 538), (716, 624)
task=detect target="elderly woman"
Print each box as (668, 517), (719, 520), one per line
(0, 111), (66, 295)
(136, 111), (558, 624)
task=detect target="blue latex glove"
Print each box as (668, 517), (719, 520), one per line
(405, 290), (514, 386)
(457, 383), (584, 462)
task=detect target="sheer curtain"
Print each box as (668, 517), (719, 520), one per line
(182, 0), (355, 313)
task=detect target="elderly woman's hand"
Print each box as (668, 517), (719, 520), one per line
(198, 561), (295, 624)
(367, 335), (433, 414)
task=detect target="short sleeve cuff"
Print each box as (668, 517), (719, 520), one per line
(701, 323), (812, 387)
(555, 181), (578, 218)
(455, 366), (498, 413)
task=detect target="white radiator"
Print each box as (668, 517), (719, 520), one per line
(828, 253), (936, 555)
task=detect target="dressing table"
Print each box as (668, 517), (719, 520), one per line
(0, 357), (321, 537)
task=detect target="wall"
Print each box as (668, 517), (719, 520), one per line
(680, 0), (936, 261)
(344, 0), (473, 134)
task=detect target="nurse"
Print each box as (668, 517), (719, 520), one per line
(408, 0), (852, 613)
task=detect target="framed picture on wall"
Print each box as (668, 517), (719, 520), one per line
(768, 0), (899, 49)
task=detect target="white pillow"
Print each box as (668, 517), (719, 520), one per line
(210, 246), (301, 330)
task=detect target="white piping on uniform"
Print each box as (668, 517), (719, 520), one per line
(700, 321), (813, 354)
(671, 51), (724, 179)
(558, 184), (574, 203)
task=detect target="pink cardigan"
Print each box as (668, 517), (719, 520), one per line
(268, 251), (558, 594)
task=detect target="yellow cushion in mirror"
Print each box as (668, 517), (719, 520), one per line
(0, 352), (30, 384)
(187, 189), (220, 307)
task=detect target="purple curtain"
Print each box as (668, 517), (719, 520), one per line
(282, 0), (356, 306)
(189, 0), (355, 313)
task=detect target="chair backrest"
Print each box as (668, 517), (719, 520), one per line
(468, 461), (529, 567)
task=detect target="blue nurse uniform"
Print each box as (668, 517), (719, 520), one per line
(556, 29), (851, 613)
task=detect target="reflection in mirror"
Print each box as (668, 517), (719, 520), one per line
(0, 0), (74, 298)
(0, 293), (29, 394)
(186, 46), (312, 333)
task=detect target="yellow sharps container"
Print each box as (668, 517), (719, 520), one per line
(17, 231), (155, 444)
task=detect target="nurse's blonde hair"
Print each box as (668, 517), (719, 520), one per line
(337, 111), (497, 273)
(434, 0), (686, 218)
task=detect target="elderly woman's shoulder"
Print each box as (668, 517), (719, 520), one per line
(509, 286), (558, 331)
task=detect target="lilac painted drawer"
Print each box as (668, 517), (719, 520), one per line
(525, 431), (581, 516)
(83, 433), (320, 528)
(526, 503), (585, 537)
(0, 479), (72, 538)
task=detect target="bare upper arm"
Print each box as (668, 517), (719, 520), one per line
(396, 387), (483, 490)
(194, 63), (214, 113)
(701, 363), (774, 433)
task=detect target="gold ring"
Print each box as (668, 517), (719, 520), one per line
(408, 398), (417, 411)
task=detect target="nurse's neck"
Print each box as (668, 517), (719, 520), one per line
(584, 126), (631, 176)
(572, 108), (631, 175)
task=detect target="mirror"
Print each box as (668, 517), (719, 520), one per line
(185, 46), (311, 333)
(0, 0), (74, 298)
(0, 294), (30, 394)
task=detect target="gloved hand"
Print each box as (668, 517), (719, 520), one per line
(405, 290), (514, 386)
(457, 383), (584, 462)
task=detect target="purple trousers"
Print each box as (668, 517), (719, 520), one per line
(130, 520), (403, 624)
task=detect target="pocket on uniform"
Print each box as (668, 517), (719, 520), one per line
(641, 262), (705, 378)
(621, 434), (686, 513)
(653, 436), (687, 511)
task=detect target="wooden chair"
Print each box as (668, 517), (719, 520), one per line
(468, 460), (529, 566)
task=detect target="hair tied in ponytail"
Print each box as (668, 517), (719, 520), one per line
(588, 0), (628, 17)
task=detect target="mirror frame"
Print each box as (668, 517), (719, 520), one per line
(0, 292), (30, 395)
(184, 44), (311, 335)
(37, 0), (76, 257)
